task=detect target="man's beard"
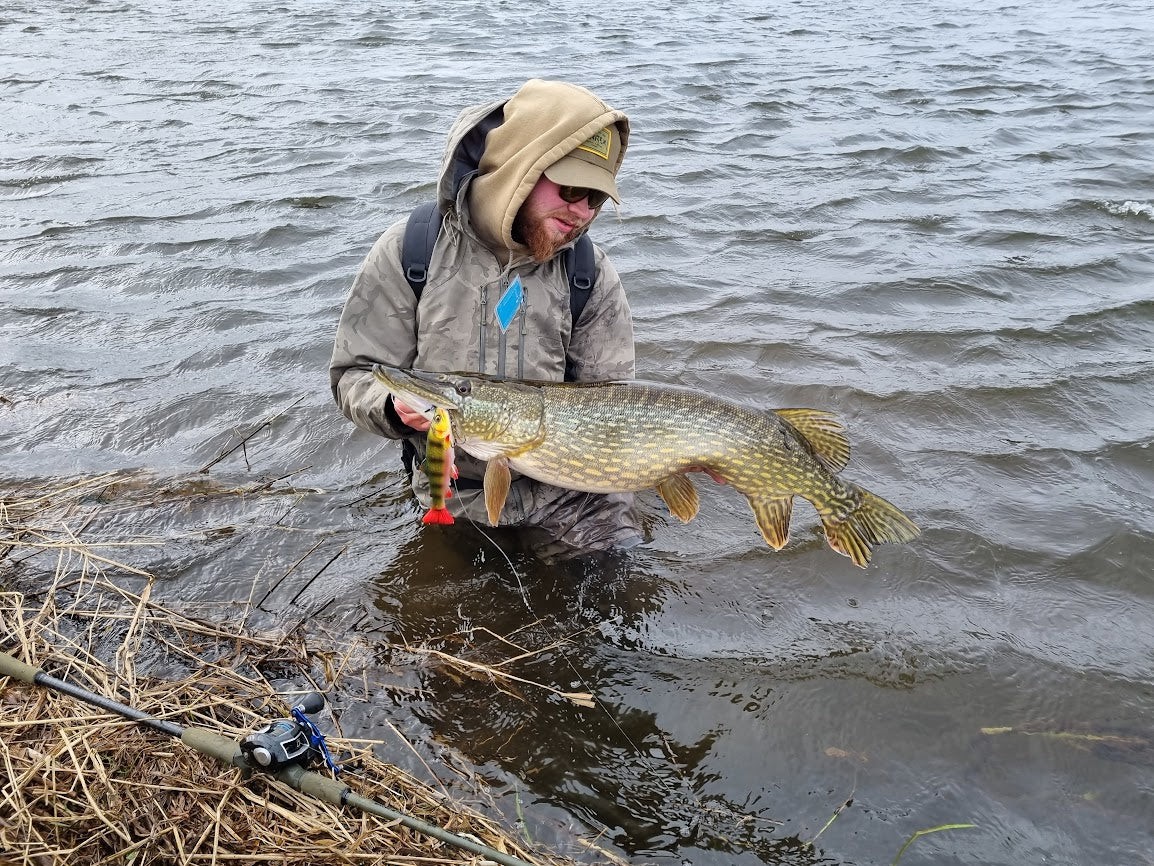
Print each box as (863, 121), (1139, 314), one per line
(513, 208), (582, 262)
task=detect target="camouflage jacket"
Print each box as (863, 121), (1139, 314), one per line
(329, 80), (638, 537)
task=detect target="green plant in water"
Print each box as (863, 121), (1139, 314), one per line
(891, 823), (976, 865)
(513, 783), (532, 846)
(805, 793), (975, 864)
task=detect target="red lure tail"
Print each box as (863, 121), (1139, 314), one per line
(422, 507), (455, 525)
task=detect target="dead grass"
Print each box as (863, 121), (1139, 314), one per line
(0, 473), (586, 866)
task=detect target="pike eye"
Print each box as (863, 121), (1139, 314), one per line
(455, 382), (471, 396)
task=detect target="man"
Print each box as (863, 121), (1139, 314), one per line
(329, 79), (641, 560)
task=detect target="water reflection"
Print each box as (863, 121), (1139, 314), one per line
(351, 523), (799, 857)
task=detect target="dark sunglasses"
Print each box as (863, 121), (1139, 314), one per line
(558, 185), (610, 209)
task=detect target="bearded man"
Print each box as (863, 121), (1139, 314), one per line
(329, 79), (640, 559)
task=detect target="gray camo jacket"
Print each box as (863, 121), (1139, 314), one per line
(328, 80), (641, 558)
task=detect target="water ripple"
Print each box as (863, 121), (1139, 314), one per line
(4, 1), (1154, 862)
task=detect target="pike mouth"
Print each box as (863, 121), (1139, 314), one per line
(372, 364), (465, 412)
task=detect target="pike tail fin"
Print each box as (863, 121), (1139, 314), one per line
(822, 487), (919, 568)
(422, 507), (455, 525)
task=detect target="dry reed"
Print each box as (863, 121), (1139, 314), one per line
(0, 474), (583, 866)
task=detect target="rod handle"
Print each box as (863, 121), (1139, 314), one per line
(181, 726), (246, 767)
(0, 651), (42, 684)
(275, 762), (349, 806)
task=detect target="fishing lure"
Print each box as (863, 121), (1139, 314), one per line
(422, 407), (457, 525)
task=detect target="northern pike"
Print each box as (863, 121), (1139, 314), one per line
(374, 364), (919, 567)
(422, 406), (457, 525)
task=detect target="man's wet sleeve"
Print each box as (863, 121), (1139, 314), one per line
(329, 221), (417, 440)
(566, 248), (636, 382)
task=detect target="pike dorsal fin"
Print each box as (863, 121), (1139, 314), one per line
(656, 474), (699, 524)
(773, 409), (851, 472)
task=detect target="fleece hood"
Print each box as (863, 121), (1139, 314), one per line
(434, 79), (630, 257)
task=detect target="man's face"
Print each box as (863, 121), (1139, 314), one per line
(513, 176), (601, 262)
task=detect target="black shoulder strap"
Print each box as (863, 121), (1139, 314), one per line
(402, 201), (597, 322)
(401, 201), (443, 299)
(563, 233), (598, 382)
(564, 232), (595, 324)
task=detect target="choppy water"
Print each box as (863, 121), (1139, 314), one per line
(4, 1), (1154, 863)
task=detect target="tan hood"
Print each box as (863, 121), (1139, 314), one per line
(462, 79), (629, 257)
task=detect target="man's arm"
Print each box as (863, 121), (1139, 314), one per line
(329, 222), (422, 439)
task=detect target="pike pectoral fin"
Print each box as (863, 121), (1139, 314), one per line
(750, 496), (794, 550)
(656, 474), (699, 523)
(483, 458), (512, 526)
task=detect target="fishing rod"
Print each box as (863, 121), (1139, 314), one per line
(0, 650), (538, 866)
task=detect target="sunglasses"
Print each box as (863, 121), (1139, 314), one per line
(558, 185), (610, 209)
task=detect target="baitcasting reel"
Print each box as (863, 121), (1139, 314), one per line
(240, 692), (339, 773)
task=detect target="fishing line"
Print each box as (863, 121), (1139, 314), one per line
(407, 455), (767, 844)
(456, 491), (715, 824)
(462, 503), (531, 609)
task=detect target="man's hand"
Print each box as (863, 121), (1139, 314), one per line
(394, 399), (431, 432)
(685, 465), (728, 485)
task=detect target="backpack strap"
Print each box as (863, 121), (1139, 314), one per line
(401, 201), (443, 299)
(563, 234), (597, 382)
(564, 233), (595, 324)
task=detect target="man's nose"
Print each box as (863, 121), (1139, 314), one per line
(566, 197), (595, 220)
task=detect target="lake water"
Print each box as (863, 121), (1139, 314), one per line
(3, 1), (1154, 863)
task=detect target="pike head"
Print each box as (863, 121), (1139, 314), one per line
(372, 364), (546, 458)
